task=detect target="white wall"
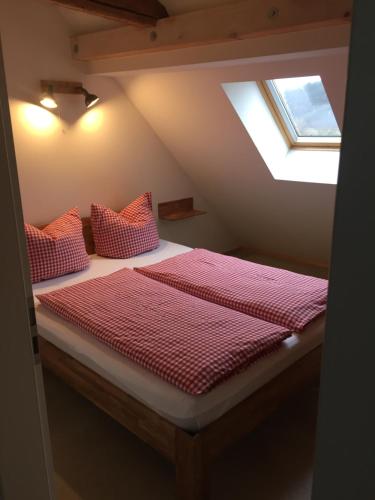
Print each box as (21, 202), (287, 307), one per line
(0, 0), (236, 251)
(119, 49), (348, 265)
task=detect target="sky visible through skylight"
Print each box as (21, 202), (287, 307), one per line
(272, 76), (341, 138)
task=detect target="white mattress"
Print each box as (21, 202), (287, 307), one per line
(33, 239), (325, 432)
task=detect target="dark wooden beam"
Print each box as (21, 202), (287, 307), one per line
(51, 0), (168, 26)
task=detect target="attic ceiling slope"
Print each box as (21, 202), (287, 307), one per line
(118, 50), (348, 265)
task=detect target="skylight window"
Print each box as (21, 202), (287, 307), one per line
(262, 76), (341, 148)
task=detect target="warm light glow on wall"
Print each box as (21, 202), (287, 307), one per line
(80, 108), (103, 132)
(19, 103), (60, 135)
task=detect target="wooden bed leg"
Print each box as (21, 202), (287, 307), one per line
(175, 429), (209, 500)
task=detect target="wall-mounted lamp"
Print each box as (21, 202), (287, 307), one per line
(40, 80), (100, 110)
(39, 85), (58, 109)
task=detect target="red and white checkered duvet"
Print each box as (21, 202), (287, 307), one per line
(135, 249), (328, 332)
(37, 268), (290, 395)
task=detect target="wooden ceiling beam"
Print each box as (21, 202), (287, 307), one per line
(72, 0), (352, 61)
(51, 0), (168, 26)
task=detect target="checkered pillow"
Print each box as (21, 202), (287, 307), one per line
(25, 208), (89, 284)
(91, 193), (160, 259)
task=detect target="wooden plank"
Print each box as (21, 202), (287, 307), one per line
(39, 337), (177, 462)
(201, 345), (322, 461)
(175, 430), (209, 500)
(38, 333), (323, 498)
(160, 210), (206, 221)
(72, 0), (352, 61)
(50, 0), (168, 26)
(81, 217), (95, 254)
(41, 80), (83, 95)
(86, 26), (350, 75)
(159, 197), (194, 216)
(158, 198), (207, 221)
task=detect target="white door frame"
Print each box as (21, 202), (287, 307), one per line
(312, 1), (375, 498)
(0, 38), (55, 500)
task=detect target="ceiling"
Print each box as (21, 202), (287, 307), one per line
(54, 0), (237, 35)
(46, 0), (349, 265)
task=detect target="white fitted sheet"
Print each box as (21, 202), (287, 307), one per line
(33, 240), (325, 432)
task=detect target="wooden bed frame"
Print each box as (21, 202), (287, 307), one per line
(38, 218), (323, 500)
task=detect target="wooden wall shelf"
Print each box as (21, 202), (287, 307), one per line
(158, 197), (207, 221)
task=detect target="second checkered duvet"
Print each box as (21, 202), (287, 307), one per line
(135, 249), (328, 332)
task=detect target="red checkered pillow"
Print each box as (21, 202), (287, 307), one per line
(91, 193), (160, 259)
(25, 208), (89, 284)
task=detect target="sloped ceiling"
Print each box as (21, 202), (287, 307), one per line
(44, 0), (349, 265)
(116, 49), (348, 265)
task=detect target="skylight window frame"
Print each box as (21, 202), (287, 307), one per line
(258, 79), (341, 150)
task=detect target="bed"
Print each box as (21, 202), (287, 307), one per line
(34, 219), (324, 500)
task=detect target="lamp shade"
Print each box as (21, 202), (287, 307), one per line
(80, 87), (100, 109)
(85, 93), (100, 109)
(40, 87), (58, 109)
